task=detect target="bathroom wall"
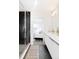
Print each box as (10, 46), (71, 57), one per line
(43, 7), (59, 34)
(30, 8), (59, 44)
(19, 11), (31, 45)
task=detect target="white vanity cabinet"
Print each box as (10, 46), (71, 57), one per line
(44, 33), (59, 59)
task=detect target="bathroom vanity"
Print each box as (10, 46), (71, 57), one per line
(44, 32), (59, 59)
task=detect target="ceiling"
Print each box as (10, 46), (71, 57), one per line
(19, 0), (59, 17)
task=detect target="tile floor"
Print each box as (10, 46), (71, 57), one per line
(24, 40), (52, 59)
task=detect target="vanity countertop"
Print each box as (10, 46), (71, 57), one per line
(44, 32), (59, 43)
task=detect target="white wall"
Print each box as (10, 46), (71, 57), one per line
(31, 15), (45, 44)
(44, 8), (59, 33)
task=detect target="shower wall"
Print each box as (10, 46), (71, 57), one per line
(19, 11), (30, 45)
